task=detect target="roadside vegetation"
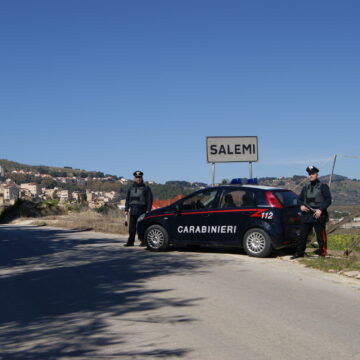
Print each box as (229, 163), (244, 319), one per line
(299, 234), (360, 274)
(33, 207), (127, 234)
(0, 199), (66, 223)
(300, 256), (360, 273)
(0, 200), (127, 234)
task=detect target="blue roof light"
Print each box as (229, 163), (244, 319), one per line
(230, 178), (242, 184)
(246, 178), (258, 185)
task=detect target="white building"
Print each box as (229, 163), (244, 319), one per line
(20, 183), (41, 197)
(3, 184), (19, 202)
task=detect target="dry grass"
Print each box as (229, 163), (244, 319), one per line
(38, 209), (127, 234)
(299, 255), (360, 273)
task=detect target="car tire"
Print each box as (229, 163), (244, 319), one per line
(145, 225), (169, 251)
(242, 228), (272, 258)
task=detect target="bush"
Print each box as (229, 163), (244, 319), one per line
(328, 234), (360, 251)
(0, 199), (67, 224)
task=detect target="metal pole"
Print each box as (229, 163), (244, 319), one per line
(211, 163), (215, 186)
(329, 154), (337, 188)
(249, 162), (253, 179)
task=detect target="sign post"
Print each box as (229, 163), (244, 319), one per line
(211, 163), (215, 186)
(206, 136), (259, 184)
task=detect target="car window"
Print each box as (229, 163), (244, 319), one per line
(219, 189), (257, 208)
(182, 189), (218, 210)
(273, 190), (299, 207)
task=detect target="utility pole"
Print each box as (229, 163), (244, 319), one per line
(329, 154), (337, 188)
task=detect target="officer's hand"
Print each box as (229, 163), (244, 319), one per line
(300, 205), (309, 212)
(314, 209), (322, 219)
(125, 211), (128, 216)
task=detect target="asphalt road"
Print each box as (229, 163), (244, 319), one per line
(0, 224), (360, 360)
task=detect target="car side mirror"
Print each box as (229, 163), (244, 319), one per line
(172, 204), (181, 215)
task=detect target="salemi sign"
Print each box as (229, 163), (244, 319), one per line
(206, 136), (259, 163)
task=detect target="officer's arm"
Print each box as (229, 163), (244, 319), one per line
(146, 187), (153, 213)
(125, 188), (130, 212)
(298, 186), (306, 205)
(320, 184), (332, 211)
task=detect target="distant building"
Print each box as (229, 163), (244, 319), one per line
(20, 183), (41, 197)
(57, 190), (71, 202)
(42, 188), (58, 199)
(72, 191), (81, 202)
(3, 184), (19, 202)
(118, 177), (129, 184)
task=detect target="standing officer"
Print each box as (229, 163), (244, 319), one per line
(291, 166), (332, 259)
(124, 171), (153, 247)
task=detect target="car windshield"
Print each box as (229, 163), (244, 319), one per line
(273, 190), (299, 207)
(181, 190), (218, 210)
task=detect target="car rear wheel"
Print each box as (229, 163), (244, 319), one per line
(145, 225), (169, 251)
(243, 228), (272, 258)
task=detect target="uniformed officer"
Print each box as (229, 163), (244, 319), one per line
(291, 166), (332, 259)
(124, 171), (153, 246)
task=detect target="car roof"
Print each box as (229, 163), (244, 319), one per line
(217, 184), (287, 191)
(241, 185), (285, 191)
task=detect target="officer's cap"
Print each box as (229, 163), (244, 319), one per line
(133, 170), (144, 178)
(306, 165), (319, 174)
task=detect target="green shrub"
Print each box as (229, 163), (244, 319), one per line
(327, 234), (360, 251)
(94, 205), (111, 215)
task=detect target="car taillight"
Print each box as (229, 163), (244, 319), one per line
(265, 191), (283, 208)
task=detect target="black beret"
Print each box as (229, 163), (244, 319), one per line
(133, 170), (144, 177)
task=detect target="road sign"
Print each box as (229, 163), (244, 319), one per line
(206, 136), (259, 163)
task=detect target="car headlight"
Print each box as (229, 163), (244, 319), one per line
(137, 214), (145, 222)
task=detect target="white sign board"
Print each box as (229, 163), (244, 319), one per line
(206, 136), (258, 163)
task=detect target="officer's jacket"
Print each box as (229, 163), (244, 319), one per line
(299, 180), (332, 223)
(125, 182), (153, 216)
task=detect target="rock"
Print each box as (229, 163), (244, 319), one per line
(342, 271), (360, 278)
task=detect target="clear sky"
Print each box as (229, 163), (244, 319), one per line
(1, 1), (359, 184)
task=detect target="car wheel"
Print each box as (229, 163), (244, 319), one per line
(242, 228), (272, 258)
(145, 225), (169, 251)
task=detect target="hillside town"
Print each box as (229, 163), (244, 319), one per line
(0, 165), (127, 209)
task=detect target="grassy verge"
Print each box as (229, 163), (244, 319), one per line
(327, 234), (360, 251)
(297, 234), (360, 275)
(299, 234), (360, 274)
(299, 256), (360, 273)
(307, 233), (360, 252)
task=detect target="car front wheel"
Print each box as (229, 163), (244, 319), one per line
(145, 225), (169, 251)
(243, 228), (272, 258)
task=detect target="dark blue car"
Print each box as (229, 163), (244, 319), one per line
(137, 185), (301, 257)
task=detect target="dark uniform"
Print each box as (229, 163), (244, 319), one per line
(124, 171), (153, 246)
(292, 166), (332, 258)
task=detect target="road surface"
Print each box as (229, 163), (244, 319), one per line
(0, 224), (360, 360)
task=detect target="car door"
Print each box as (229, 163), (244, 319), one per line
(272, 190), (301, 243)
(169, 188), (219, 245)
(210, 187), (258, 245)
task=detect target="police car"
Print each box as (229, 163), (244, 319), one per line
(137, 184), (301, 257)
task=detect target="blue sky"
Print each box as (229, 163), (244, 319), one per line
(1, 1), (359, 183)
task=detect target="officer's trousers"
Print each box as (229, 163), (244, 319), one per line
(127, 214), (142, 245)
(296, 221), (327, 256)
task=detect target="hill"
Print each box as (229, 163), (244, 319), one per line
(0, 159), (112, 179)
(257, 175), (360, 205)
(1, 159), (360, 204)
